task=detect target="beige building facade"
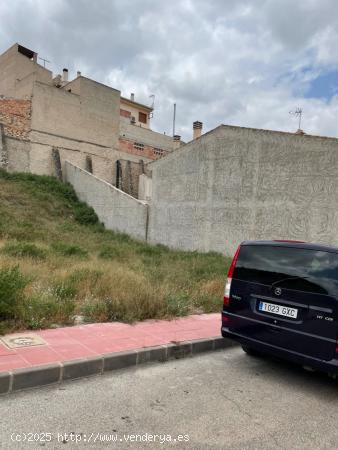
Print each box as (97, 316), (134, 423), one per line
(0, 43), (179, 197)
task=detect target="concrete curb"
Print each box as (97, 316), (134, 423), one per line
(0, 336), (236, 395)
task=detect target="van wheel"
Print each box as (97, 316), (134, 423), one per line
(241, 345), (260, 357)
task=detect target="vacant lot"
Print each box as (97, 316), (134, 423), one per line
(0, 171), (230, 333)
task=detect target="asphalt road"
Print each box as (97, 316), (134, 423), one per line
(1, 347), (338, 450)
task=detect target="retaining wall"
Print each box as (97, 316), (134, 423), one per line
(65, 161), (148, 241)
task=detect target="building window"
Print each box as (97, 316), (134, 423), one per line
(133, 142), (144, 151)
(154, 148), (164, 157)
(138, 112), (147, 124)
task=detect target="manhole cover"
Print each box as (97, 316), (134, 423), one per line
(1, 334), (46, 349)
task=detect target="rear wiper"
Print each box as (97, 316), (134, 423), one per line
(271, 275), (311, 288)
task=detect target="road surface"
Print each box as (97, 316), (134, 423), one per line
(1, 347), (338, 449)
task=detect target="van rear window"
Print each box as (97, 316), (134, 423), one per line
(233, 245), (338, 295)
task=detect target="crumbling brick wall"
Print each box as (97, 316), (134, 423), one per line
(0, 99), (31, 140)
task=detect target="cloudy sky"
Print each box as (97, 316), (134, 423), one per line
(1, 0), (338, 141)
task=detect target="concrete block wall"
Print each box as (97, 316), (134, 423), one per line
(149, 125), (338, 256)
(65, 161), (148, 241)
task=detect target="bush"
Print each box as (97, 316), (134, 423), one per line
(2, 241), (46, 260)
(0, 266), (28, 320)
(73, 203), (99, 225)
(51, 242), (88, 258)
(52, 280), (77, 300)
(18, 295), (59, 329)
(165, 293), (190, 316)
(18, 293), (76, 329)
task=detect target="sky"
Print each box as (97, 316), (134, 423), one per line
(1, 0), (338, 141)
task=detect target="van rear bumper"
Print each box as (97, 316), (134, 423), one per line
(221, 326), (338, 374)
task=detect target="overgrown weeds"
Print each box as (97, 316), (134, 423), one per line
(0, 171), (230, 334)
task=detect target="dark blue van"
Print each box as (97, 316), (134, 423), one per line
(221, 240), (338, 374)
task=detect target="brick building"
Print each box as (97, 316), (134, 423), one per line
(0, 43), (182, 198)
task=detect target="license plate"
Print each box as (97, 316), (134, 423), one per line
(258, 301), (298, 319)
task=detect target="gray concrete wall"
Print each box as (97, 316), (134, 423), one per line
(149, 125), (338, 255)
(65, 161), (148, 241)
(6, 136), (30, 172)
(0, 124), (30, 172)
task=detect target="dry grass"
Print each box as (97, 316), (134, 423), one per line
(0, 171), (230, 333)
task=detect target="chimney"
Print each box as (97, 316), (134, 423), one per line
(77, 70), (81, 78)
(130, 93), (135, 102)
(193, 121), (203, 140)
(173, 135), (181, 149)
(62, 68), (68, 83)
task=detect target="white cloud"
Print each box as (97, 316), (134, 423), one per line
(1, 0), (338, 140)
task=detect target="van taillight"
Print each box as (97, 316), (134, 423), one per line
(224, 245), (241, 306)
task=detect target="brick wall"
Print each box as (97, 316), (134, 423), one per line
(0, 99), (31, 140)
(119, 137), (169, 161)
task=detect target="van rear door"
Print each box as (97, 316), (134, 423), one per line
(228, 244), (338, 361)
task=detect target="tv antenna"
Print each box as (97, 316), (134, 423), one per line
(38, 56), (51, 68)
(149, 94), (155, 118)
(289, 107), (303, 130)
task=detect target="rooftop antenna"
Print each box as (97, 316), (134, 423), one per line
(38, 56), (50, 68)
(149, 94), (155, 118)
(289, 107), (303, 131)
(173, 103), (176, 137)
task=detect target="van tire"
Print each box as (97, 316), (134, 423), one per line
(241, 345), (261, 357)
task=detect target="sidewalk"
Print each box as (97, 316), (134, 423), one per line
(0, 313), (233, 394)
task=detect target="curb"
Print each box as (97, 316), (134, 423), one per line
(0, 336), (236, 395)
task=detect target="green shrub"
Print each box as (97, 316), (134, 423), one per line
(18, 292), (76, 329)
(52, 280), (77, 300)
(81, 298), (108, 323)
(165, 293), (190, 316)
(51, 242), (88, 258)
(73, 203), (98, 225)
(18, 295), (59, 329)
(0, 266), (28, 320)
(2, 241), (46, 260)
